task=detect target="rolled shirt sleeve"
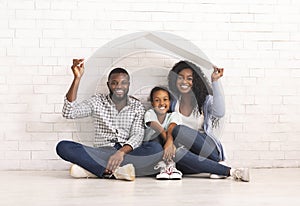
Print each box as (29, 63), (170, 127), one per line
(62, 96), (94, 119)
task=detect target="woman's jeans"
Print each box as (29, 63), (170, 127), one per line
(56, 140), (163, 177)
(172, 125), (230, 176)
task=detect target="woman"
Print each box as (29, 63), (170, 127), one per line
(168, 60), (249, 182)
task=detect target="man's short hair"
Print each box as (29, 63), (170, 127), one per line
(108, 68), (130, 80)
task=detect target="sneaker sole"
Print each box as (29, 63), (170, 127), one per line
(210, 174), (227, 179)
(233, 168), (250, 182)
(169, 174), (182, 180)
(69, 165), (97, 178)
(241, 168), (250, 182)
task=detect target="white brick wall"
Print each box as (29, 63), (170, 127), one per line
(0, 0), (299, 170)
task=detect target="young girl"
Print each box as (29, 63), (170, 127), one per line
(144, 86), (182, 180)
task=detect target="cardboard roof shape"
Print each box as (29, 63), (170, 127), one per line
(78, 31), (214, 97)
(106, 31), (213, 68)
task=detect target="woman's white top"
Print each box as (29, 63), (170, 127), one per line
(174, 100), (204, 132)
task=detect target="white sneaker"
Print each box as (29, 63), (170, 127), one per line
(154, 161), (169, 180)
(210, 161), (228, 179)
(231, 168), (250, 182)
(69, 164), (97, 178)
(154, 161), (182, 180)
(167, 162), (182, 180)
(156, 171), (170, 179)
(113, 164), (135, 181)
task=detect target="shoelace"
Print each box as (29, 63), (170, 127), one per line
(165, 166), (173, 175)
(166, 164), (182, 175)
(155, 162), (174, 175)
(154, 162), (182, 175)
(154, 162), (166, 170)
(233, 169), (242, 180)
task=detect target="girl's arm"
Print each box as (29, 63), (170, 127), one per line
(146, 121), (167, 140)
(163, 122), (177, 161)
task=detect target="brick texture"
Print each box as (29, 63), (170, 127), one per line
(0, 0), (300, 170)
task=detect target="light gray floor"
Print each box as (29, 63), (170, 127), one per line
(0, 168), (299, 206)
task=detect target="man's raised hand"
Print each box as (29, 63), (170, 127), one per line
(71, 59), (85, 79)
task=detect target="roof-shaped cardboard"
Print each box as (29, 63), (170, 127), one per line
(78, 31), (214, 99)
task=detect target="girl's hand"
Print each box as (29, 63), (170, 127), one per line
(163, 141), (176, 161)
(211, 66), (224, 82)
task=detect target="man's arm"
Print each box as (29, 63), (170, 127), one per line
(124, 104), (145, 149)
(106, 103), (145, 173)
(66, 59), (84, 102)
(105, 144), (133, 173)
(62, 59), (94, 119)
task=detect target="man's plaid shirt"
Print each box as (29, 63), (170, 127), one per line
(62, 94), (145, 149)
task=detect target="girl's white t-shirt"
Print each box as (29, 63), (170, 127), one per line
(144, 109), (181, 141)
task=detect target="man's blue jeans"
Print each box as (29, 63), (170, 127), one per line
(56, 140), (163, 177)
(172, 125), (230, 176)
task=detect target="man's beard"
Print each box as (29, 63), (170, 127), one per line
(109, 89), (128, 102)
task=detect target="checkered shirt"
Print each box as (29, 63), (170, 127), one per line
(62, 94), (145, 149)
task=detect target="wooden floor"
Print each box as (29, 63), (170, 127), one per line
(0, 168), (299, 206)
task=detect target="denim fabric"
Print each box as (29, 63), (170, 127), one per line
(175, 147), (230, 175)
(170, 81), (226, 161)
(56, 140), (163, 177)
(172, 125), (230, 176)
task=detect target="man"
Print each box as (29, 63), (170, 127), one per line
(56, 59), (163, 181)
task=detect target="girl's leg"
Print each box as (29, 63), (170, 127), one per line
(56, 140), (115, 177)
(175, 147), (230, 176)
(172, 125), (221, 161)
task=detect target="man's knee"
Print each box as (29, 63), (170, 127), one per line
(56, 140), (65, 156)
(56, 140), (74, 159)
